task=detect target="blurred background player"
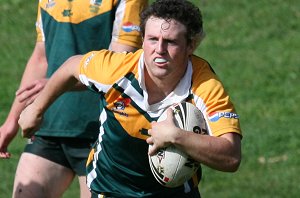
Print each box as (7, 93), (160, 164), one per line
(0, 0), (147, 197)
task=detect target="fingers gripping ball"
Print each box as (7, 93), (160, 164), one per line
(148, 102), (208, 188)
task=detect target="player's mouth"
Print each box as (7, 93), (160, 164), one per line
(154, 57), (168, 64)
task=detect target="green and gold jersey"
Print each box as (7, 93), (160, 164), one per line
(78, 49), (242, 196)
(35, 0), (147, 138)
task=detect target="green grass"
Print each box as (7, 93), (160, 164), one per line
(1, 0), (299, 197)
(0, 1), (37, 195)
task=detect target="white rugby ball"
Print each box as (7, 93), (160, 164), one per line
(148, 102), (208, 188)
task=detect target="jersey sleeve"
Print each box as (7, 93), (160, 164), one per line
(203, 79), (241, 137)
(78, 50), (141, 93)
(35, 1), (44, 42)
(110, 0), (148, 48)
(191, 57), (242, 138)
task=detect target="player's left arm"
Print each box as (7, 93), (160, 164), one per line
(174, 131), (241, 172)
(147, 109), (241, 172)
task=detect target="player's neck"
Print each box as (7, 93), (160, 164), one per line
(145, 72), (178, 105)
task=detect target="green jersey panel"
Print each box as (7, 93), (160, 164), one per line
(37, 5), (115, 138)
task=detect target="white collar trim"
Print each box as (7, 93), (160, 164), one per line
(138, 54), (192, 112)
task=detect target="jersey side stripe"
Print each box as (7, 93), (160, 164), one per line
(87, 108), (108, 188)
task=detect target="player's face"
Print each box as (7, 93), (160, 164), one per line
(143, 17), (194, 82)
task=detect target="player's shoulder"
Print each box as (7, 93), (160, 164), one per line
(190, 54), (224, 95)
(190, 54), (218, 82)
(80, 49), (142, 82)
(190, 54), (214, 73)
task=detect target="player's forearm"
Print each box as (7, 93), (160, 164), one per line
(3, 98), (27, 126)
(19, 42), (48, 87)
(174, 132), (241, 172)
(3, 42), (47, 125)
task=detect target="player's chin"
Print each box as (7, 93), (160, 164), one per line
(150, 69), (170, 79)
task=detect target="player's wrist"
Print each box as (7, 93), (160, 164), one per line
(30, 99), (45, 117)
(170, 128), (184, 145)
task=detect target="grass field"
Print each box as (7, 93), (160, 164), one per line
(1, 0), (299, 197)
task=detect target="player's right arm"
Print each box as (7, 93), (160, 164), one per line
(18, 55), (83, 138)
(0, 41), (47, 158)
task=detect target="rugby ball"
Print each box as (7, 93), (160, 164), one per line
(148, 102), (208, 188)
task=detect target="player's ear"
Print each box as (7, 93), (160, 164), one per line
(187, 39), (198, 55)
(142, 37), (145, 48)
(188, 31), (205, 55)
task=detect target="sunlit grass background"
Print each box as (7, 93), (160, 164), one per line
(1, 0), (299, 197)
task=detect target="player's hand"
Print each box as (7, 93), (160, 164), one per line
(16, 78), (48, 106)
(18, 103), (43, 138)
(147, 108), (181, 156)
(0, 120), (19, 159)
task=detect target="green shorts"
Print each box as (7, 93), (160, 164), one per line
(24, 135), (96, 176)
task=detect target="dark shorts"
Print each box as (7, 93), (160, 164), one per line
(24, 135), (96, 176)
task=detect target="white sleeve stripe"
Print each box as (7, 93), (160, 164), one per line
(193, 94), (213, 136)
(79, 74), (112, 93)
(110, 0), (126, 44)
